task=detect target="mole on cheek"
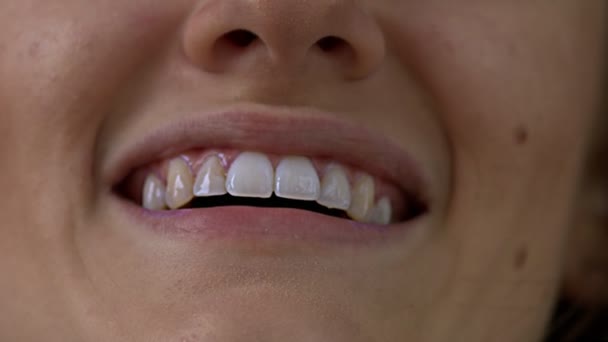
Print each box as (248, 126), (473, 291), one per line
(514, 246), (528, 270)
(514, 125), (529, 145)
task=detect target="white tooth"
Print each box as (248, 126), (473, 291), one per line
(347, 174), (375, 221)
(193, 156), (227, 197)
(142, 174), (167, 210)
(226, 152), (274, 198)
(365, 197), (392, 225)
(165, 158), (194, 209)
(275, 156), (320, 201)
(317, 164), (351, 210)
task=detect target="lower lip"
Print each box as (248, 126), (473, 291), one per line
(114, 196), (425, 245)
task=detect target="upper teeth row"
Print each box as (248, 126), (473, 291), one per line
(142, 152), (392, 225)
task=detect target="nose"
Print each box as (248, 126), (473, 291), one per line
(182, 0), (385, 80)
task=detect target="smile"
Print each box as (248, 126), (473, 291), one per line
(105, 105), (431, 242)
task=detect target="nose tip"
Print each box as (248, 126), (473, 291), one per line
(182, 0), (386, 80)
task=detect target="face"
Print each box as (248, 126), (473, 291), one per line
(0, 1), (605, 341)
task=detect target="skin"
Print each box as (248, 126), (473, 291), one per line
(0, 0), (606, 341)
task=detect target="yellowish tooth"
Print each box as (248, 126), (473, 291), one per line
(365, 197), (392, 225)
(193, 156), (227, 197)
(347, 174), (375, 221)
(142, 174), (167, 210)
(317, 164), (351, 210)
(165, 158), (194, 209)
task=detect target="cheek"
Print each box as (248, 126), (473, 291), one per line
(382, 2), (604, 201)
(0, 1), (183, 198)
(378, 0), (606, 304)
(0, 0), (188, 234)
(0, 1), (173, 124)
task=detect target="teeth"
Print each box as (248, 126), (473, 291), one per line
(317, 164), (351, 210)
(226, 152), (274, 198)
(142, 152), (392, 224)
(165, 158), (194, 209)
(365, 197), (392, 225)
(142, 174), (167, 210)
(347, 174), (375, 221)
(193, 156), (227, 197)
(275, 156), (320, 201)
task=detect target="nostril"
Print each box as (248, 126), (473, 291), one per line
(223, 29), (258, 48)
(317, 36), (347, 53)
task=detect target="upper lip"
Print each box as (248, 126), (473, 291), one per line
(102, 103), (430, 208)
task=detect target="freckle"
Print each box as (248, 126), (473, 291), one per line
(28, 42), (41, 58)
(514, 247), (528, 270)
(514, 125), (529, 145)
(506, 42), (519, 58)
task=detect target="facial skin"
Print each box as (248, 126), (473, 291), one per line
(0, 1), (605, 341)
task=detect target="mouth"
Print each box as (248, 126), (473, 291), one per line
(104, 105), (431, 242)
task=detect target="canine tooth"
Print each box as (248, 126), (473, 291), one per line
(226, 152), (274, 198)
(366, 197), (392, 225)
(165, 158), (194, 209)
(317, 164), (351, 210)
(142, 174), (167, 210)
(347, 174), (375, 221)
(275, 156), (320, 201)
(193, 156), (227, 197)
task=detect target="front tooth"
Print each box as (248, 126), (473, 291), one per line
(165, 158), (194, 209)
(365, 197), (392, 225)
(193, 156), (227, 197)
(317, 164), (351, 210)
(226, 152), (274, 198)
(347, 174), (375, 221)
(142, 174), (167, 210)
(274, 156), (320, 201)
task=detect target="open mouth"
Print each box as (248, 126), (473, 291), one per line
(105, 108), (431, 240)
(115, 150), (427, 226)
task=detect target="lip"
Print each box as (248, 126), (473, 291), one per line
(103, 104), (432, 242)
(114, 197), (427, 245)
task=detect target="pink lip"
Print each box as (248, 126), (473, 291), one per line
(103, 105), (432, 242)
(114, 197), (427, 245)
